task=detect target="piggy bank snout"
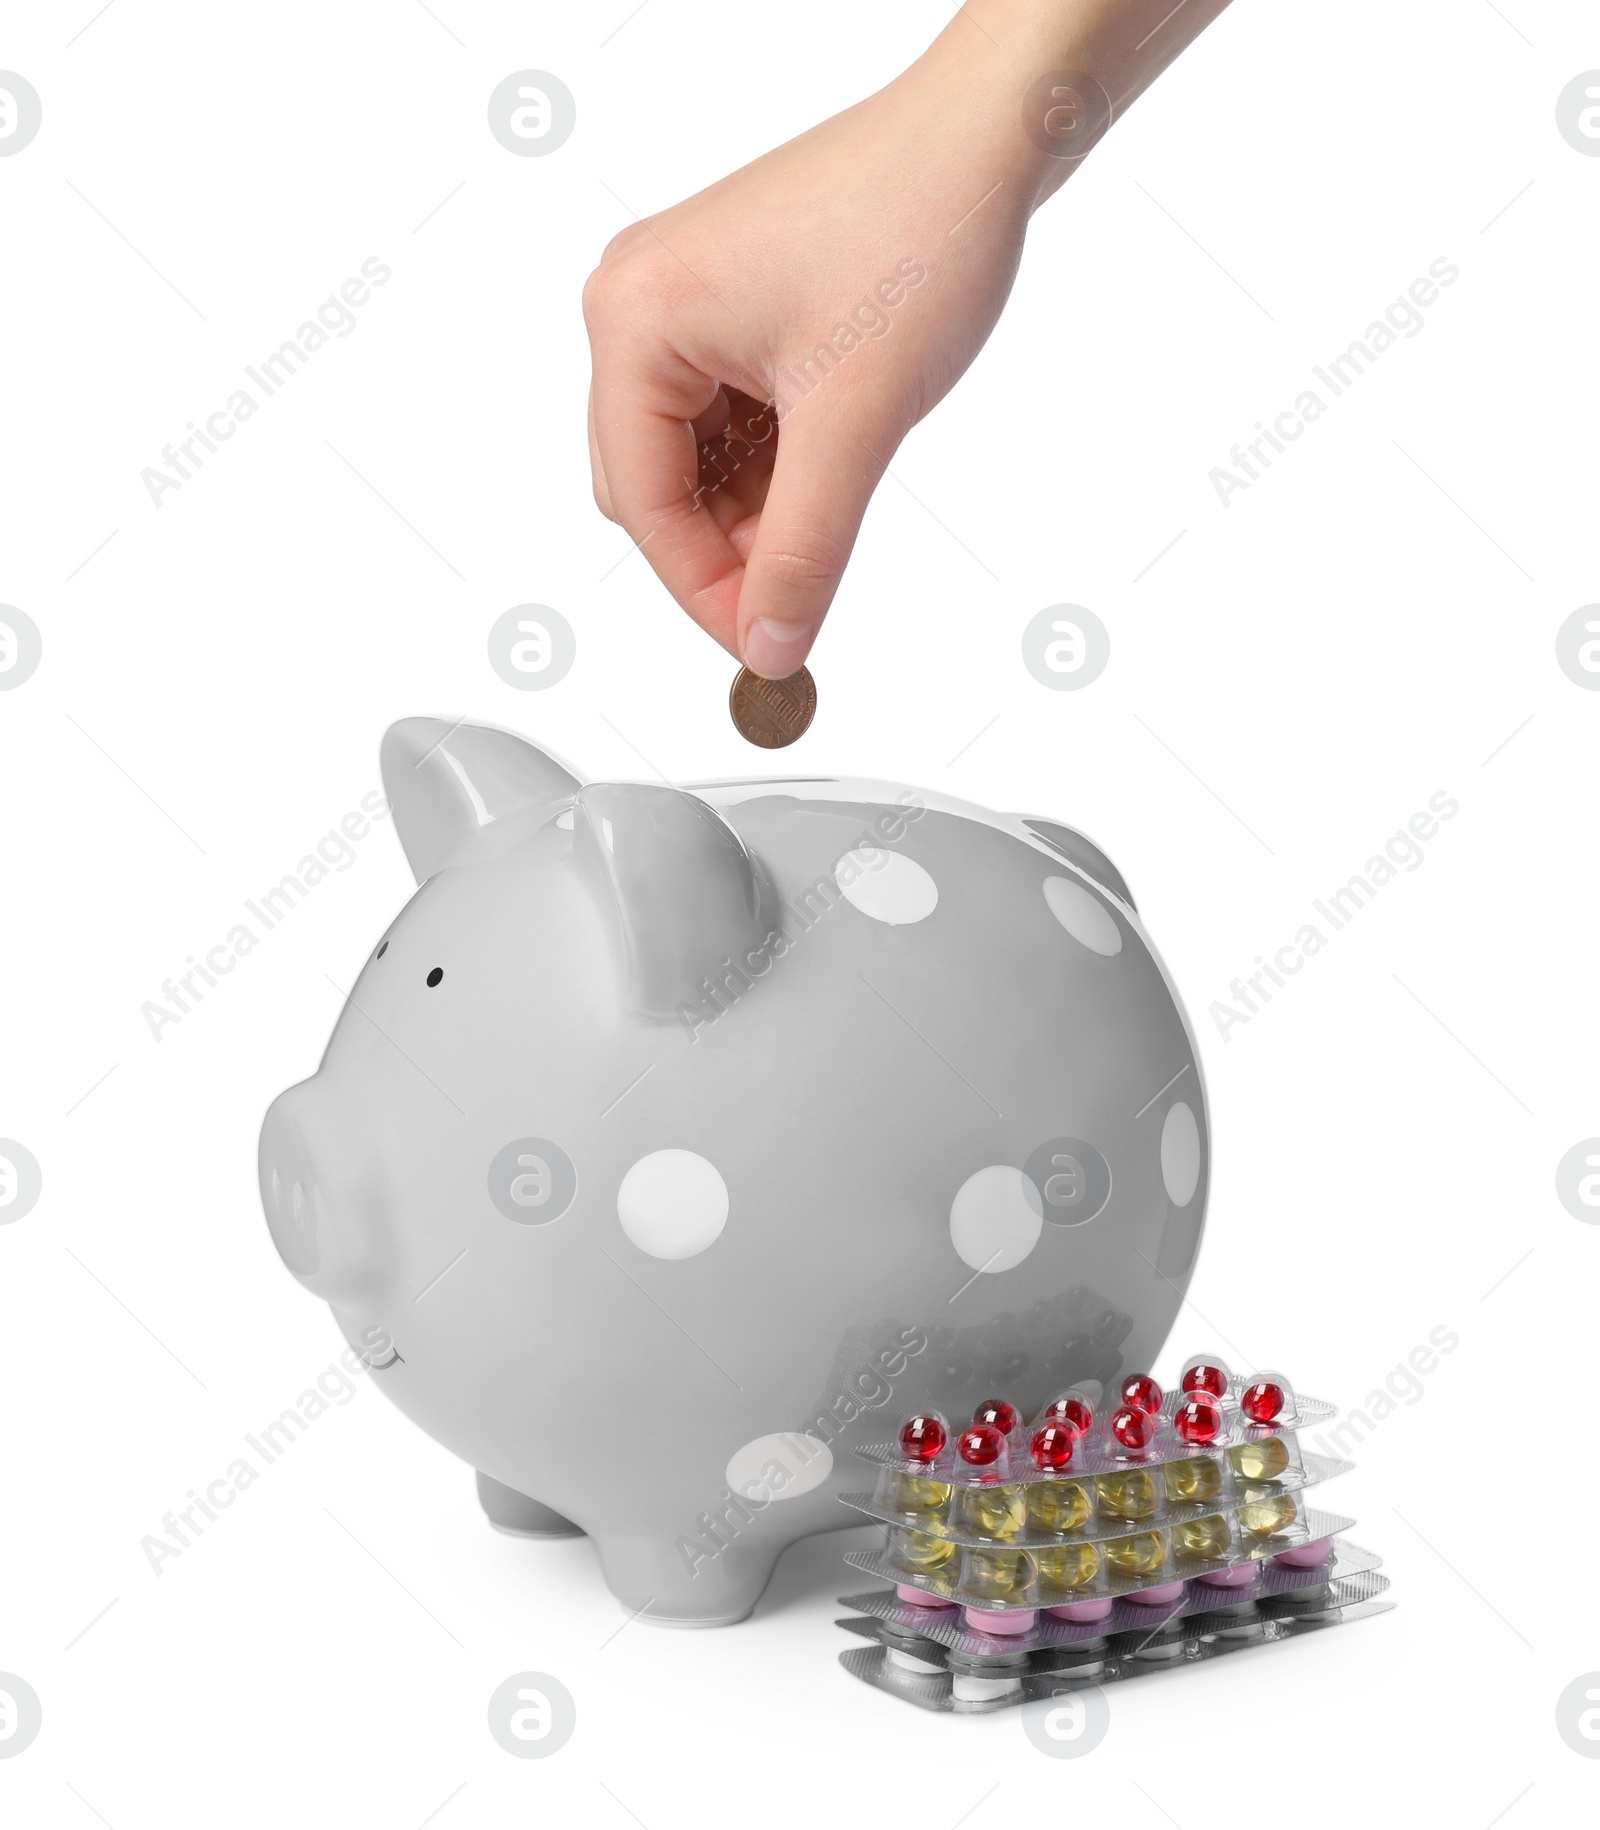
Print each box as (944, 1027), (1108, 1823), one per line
(259, 1080), (379, 1301)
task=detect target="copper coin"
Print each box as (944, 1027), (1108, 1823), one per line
(728, 664), (817, 748)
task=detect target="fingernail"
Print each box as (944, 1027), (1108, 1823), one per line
(743, 618), (814, 680)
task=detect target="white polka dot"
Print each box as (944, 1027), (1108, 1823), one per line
(1161, 1102), (1201, 1206)
(725, 1432), (834, 1503)
(949, 1165), (1044, 1273)
(617, 1149), (728, 1258)
(835, 848), (938, 925)
(1043, 876), (1122, 956)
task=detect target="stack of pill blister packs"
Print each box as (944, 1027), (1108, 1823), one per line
(836, 1355), (1393, 1713)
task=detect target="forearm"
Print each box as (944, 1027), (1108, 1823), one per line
(908, 0), (1235, 208)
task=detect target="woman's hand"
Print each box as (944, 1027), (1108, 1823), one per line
(582, 0), (1233, 677)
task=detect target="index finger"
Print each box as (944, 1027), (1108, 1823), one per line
(586, 333), (748, 657)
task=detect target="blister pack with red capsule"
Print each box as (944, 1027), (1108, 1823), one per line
(846, 1360), (1340, 1559)
(833, 1355), (1394, 1705)
(840, 1356), (1369, 1621)
(868, 1360), (1322, 1483)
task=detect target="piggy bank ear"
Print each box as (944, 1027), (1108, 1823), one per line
(574, 782), (770, 1019)
(381, 717), (583, 881)
(1019, 816), (1136, 911)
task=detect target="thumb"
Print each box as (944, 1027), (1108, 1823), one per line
(737, 410), (893, 679)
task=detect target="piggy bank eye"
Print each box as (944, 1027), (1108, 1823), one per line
(375, 940), (389, 959)
(426, 967), (444, 987)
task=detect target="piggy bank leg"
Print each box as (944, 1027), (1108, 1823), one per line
(476, 1472), (584, 1539)
(589, 1525), (784, 1628)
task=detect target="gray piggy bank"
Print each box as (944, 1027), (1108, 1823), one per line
(258, 718), (1209, 1625)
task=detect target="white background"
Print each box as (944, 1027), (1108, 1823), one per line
(3, 0), (1597, 1821)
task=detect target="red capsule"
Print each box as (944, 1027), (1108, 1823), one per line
(899, 1412), (948, 1463)
(974, 1398), (1019, 1436)
(1030, 1423), (1077, 1471)
(1180, 1357), (1230, 1399)
(958, 1423), (1007, 1467)
(1121, 1374), (1163, 1415)
(1111, 1405), (1154, 1450)
(1242, 1379), (1287, 1424)
(1044, 1392), (1094, 1434)
(1174, 1397), (1223, 1445)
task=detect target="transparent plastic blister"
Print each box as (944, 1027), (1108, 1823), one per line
(838, 1537), (1382, 1655)
(850, 1442), (1348, 1549)
(833, 1357), (1393, 1704)
(837, 1578), (1394, 1712)
(865, 1365), (1331, 1491)
(855, 1501), (1355, 1610)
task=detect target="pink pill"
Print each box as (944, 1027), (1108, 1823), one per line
(964, 1606), (1037, 1634)
(1196, 1562), (1258, 1588)
(1126, 1581), (1186, 1606)
(1047, 1598), (1115, 1622)
(896, 1583), (955, 1608)
(1271, 1537), (1333, 1570)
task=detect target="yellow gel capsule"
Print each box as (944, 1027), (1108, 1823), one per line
(1238, 1492), (1298, 1537)
(1027, 1480), (1092, 1535)
(1173, 1514), (1233, 1561)
(1096, 1471), (1159, 1521)
(1105, 1530), (1170, 1576)
(965, 1547), (1036, 1600)
(892, 1529), (956, 1575)
(960, 1484), (1027, 1541)
(1036, 1540), (1102, 1592)
(889, 1473), (953, 1516)
(1164, 1457), (1224, 1504)
(1230, 1437), (1291, 1481)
